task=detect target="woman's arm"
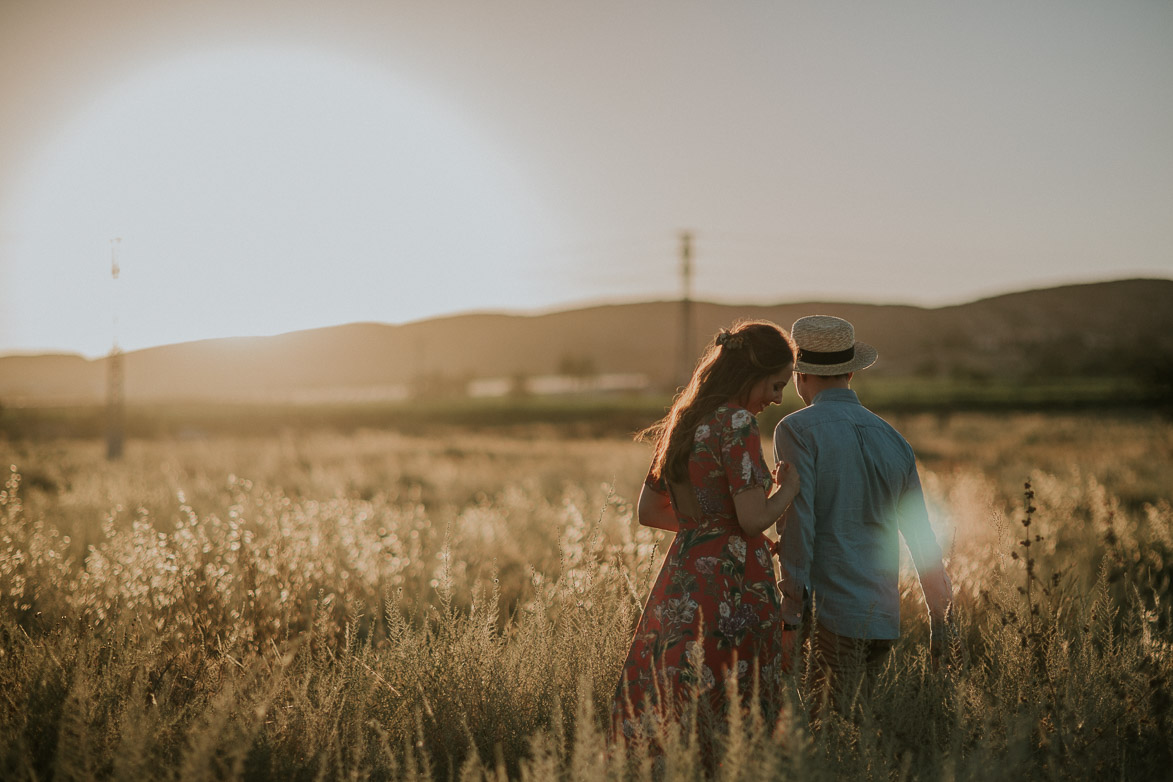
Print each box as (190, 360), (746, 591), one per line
(637, 483), (679, 532)
(732, 460), (800, 536)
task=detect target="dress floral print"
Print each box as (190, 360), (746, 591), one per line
(613, 405), (788, 738)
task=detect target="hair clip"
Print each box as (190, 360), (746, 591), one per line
(716, 330), (744, 350)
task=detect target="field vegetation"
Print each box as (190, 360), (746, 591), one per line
(1, 372), (1164, 443)
(1, 410), (1171, 780)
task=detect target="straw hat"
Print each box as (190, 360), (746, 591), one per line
(791, 315), (878, 375)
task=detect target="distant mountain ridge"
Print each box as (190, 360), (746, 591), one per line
(2, 278), (1171, 405)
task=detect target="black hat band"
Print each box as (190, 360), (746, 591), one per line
(797, 346), (855, 365)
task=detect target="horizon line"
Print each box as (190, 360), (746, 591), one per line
(2, 274), (1168, 361)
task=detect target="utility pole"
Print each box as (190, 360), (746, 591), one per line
(678, 230), (694, 388)
(106, 238), (124, 461)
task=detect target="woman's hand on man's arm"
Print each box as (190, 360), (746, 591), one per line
(733, 463), (799, 537)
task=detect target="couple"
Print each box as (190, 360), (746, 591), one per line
(612, 316), (952, 739)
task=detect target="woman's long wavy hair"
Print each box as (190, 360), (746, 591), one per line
(641, 320), (795, 484)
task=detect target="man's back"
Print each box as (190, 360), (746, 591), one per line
(774, 388), (946, 639)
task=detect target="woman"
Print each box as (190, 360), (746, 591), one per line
(612, 320), (799, 742)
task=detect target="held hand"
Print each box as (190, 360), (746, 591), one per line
(777, 581), (803, 627)
(773, 459), (800, 500)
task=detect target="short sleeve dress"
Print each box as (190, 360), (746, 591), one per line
(612, 404), (789, 738)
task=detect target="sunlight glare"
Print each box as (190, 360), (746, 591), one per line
(3, 47), (554, 356)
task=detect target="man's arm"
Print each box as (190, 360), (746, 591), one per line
(896, 465), (953, 660)
(773, 420), (815, 626)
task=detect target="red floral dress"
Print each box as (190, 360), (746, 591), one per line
(612, 404), (789, 739)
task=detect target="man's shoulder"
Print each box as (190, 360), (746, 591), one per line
(852, 402), (895, 429)
(846, 401), (912, 437)
(779, 401), (849, 437)
(780, 399), (912, 447)
(855, 407), (919, 465)
(779, 404), (821, 431)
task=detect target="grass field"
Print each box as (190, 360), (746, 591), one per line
(1, 409), (1171, 780)
(1, 374), (1163, 442)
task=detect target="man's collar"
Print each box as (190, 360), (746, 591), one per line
(812, 387), (860, 405)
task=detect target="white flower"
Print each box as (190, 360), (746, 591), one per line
(729, 537), (747, 562)
(731, 409), (751, 428)
(756, 546), (771, 568)
(695, 556), (721, 574)
(741, 452), (755, 483)
(719, 601), (732, 618)
(695, 424), (711, 441)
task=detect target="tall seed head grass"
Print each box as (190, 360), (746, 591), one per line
(1, 423), (1171, 780)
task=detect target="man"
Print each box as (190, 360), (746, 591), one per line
(773, 315), (951, 703)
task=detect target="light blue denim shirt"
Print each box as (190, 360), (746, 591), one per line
(773, 388), (950, 639)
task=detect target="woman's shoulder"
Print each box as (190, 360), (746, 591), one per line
(707, 404), (757, 433)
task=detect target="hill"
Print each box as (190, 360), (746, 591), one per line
(1, 278), (1171, 405)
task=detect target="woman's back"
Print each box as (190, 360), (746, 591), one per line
(683, 405), (769, 532)
(613, 403), (787, 738)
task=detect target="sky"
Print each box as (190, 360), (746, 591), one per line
(1, 0), (1170, 358)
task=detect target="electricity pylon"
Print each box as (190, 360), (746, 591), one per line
(678, 230), (694, 388)
(106, 238), (124, 461)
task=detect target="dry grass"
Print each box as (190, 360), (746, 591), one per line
(1, 412), (1171, 780)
